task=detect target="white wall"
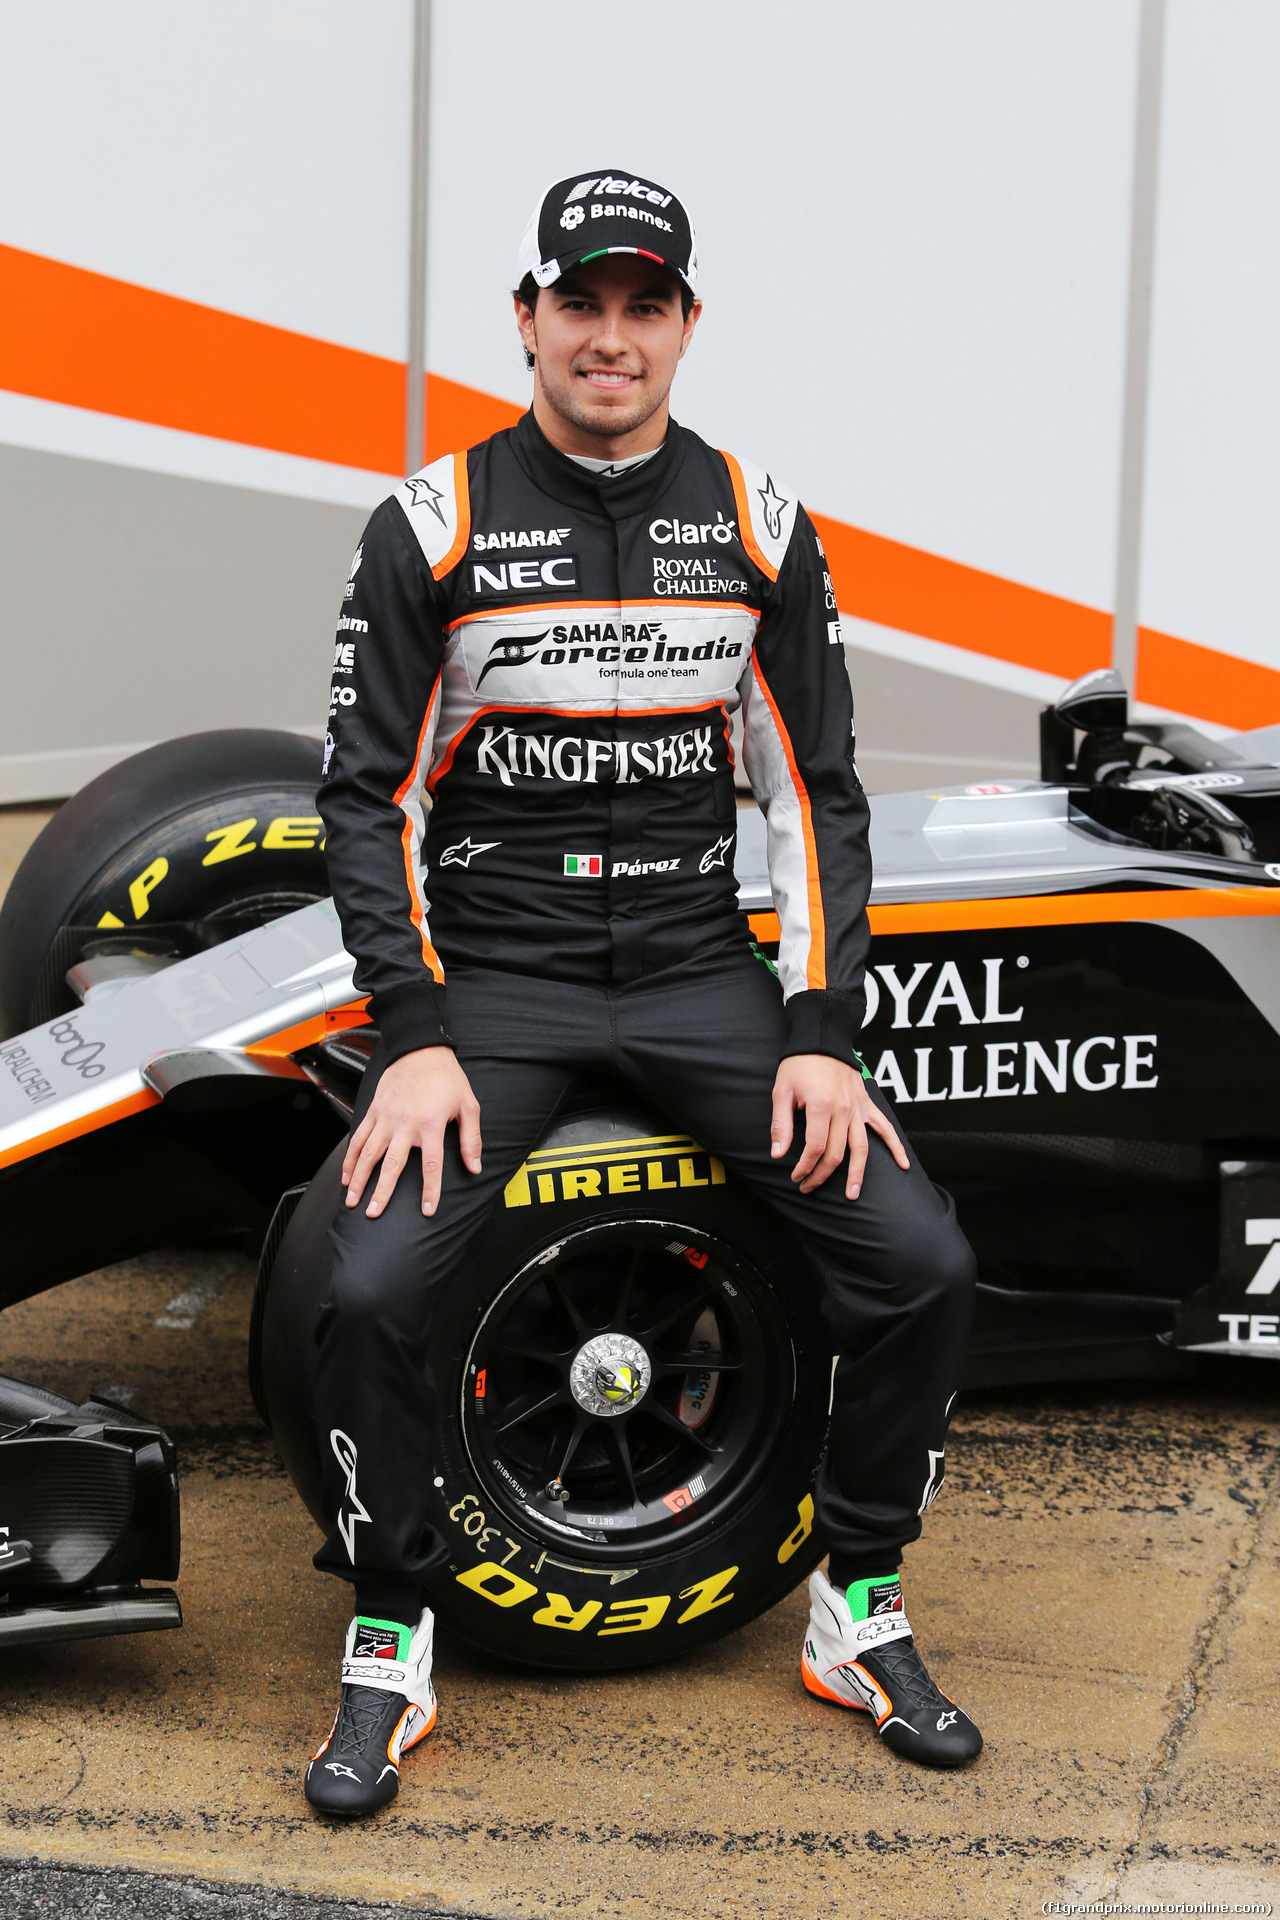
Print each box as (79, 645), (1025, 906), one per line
(0, 0), (414, 356)
(1140, 0), (1280, 672)
(429, 0), (1139, 611)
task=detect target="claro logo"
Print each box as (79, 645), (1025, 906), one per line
(861, 957), (1158, 1105)
(649, 516), (736, 547)
(48, 1017), (107, 1080)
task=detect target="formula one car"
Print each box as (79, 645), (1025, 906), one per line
(1, 668), (1278, 1665)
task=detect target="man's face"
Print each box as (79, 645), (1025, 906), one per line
(515, 255), (701, 441)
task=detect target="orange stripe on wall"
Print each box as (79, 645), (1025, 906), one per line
(0, 242), (520, 476)
(0, 241), (407, 473)
(4, 243), (1278, 731)
(1136, 626), (1280, 732)
(811, 518), (1280, 732)
(810, 511), (1112, 685)
(424, 376), (520, 464)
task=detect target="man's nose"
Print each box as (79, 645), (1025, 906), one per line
(589, 309), (629, 355)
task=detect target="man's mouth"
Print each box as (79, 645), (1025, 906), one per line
(578, 369), (641, 391)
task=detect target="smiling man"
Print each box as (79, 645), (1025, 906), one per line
(306, 169), (982, 1816)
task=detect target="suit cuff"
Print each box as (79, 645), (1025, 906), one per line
(367, 980), (453, 1064)
(780, 988), (866, 1068)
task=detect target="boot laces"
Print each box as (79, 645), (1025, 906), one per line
(331, 1684), (396, 1759)
(868, 1637), (944, 1713)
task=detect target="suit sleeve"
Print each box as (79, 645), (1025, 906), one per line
(739, 506), (872, 1067)
(317, 495), (452, 1064)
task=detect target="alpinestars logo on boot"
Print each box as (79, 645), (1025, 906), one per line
(868, 1580), (904, 1615)
(352, 1621), (408, 1662)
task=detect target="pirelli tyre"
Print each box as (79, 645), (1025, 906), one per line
(0, 730), (327, 1036)
(256, 1099), (832, 1672)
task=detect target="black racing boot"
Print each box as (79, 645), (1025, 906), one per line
(305, 1611), (437, 1816)
(801, 1567), (982, 1767)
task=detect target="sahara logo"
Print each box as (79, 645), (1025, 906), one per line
(472, 527), (572, 551)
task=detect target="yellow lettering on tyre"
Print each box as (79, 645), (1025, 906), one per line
(597, 1595), (671, 1636)
(262, 814), (323, 850)
(455, 1563), (538, 1608)
(676, 1565), (738, 1624)
(202, 819), (257, 866)
(532, 1592), (603, 1632)
(777, 1493), (815, 1564)
(560, 1168), (601, 1200)
(129, 857), (169, 919)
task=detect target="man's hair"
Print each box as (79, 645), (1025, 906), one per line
(514, 269), (695, 371)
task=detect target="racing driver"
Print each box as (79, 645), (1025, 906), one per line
(305, 168), (982, 1815)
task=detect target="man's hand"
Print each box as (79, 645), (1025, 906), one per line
(771, 1053), (909, 1199)
(342, 1046), (481, 1218)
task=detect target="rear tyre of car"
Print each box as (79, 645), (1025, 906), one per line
(255, 1099), (831, 1672)
(0, 730), (327, 1036)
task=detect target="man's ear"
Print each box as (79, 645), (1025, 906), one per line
(514, 293), (537, 362)
(677, 297), (703, 363)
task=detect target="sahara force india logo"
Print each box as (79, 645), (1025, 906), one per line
(475, 621), (746, 684)
(861, 955), (1159, 1105)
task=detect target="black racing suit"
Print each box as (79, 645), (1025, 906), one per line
(314, 409), (975, 1602)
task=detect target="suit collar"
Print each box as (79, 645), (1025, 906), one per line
(510, 408), (689, 521)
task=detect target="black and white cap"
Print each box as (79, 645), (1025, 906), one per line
(517, 170), (698, 296)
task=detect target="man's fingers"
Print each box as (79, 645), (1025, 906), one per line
(866, 1102), (911, 1170)
(365, 1137), (409, 1218)
(344, 1120), (389, 1207)
(770, 1083), (795, 1160)
(420, 1119), (447, 1216)
(341, 1111), (375, 1189)
(846, 1111), (869, 1199)
(458, 1095), (483, 1175)
(792, 1103), (834, 1185)
(798, 1103), (853, 1192)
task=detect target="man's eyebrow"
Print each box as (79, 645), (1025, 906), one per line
(552, 277), (676, 303)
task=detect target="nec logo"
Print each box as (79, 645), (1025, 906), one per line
(472, 555), (579, 598)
